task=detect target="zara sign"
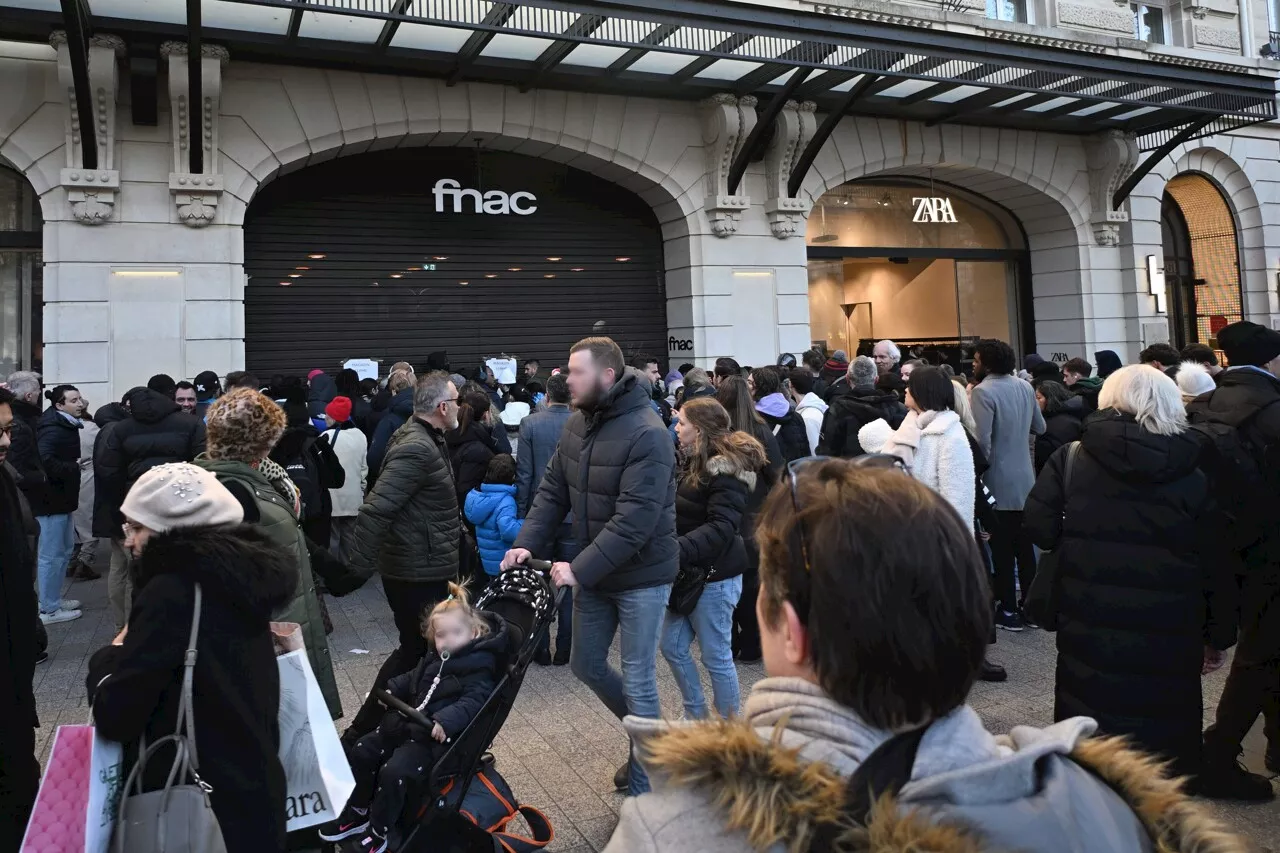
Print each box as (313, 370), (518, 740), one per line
(432, 178), (537, 215)
(911, 196), (958, 224)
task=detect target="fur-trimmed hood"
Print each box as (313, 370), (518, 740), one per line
(604, 678), (1245, 853)
(706, 451), (758, 492)
(132, 523), (297, 623)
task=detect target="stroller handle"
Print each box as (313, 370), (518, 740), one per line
(525, 558), (553, 574)
(373, 688), (435, 730)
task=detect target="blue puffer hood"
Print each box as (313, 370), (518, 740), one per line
(464, 483), (517, 521)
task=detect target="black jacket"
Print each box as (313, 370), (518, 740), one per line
(1185, 366), (1280, 567)
(92, 389), (207, 538)
(447, 421), (499, 508)
(86, 525), (296, 853)
(349, 417), (461, 583)
(368, 387), (414, 482)
(1034, 409), (1083, 474)
(1024, 412), (1236, 777)
(307, 373), (338, 421)
(676, 455), (754, 583)
(385, 611), (506, 739)
(34, 407), (82, 516)
(817, 387), (908, 458)
(515, 373), (678, 592)
(0, 463), (38, 732)
(742, 421), (783, 574)
(759, 409), (810, 463)
(6, 398), (46, 512)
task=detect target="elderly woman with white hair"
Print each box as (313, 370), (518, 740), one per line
(1025, 365), (1236, 782)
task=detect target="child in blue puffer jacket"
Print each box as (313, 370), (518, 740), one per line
(464, 454), (522, 583)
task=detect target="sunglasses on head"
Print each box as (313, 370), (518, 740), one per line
(785, 454), (908, 574)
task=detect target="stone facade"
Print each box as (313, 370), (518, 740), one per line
(2, 12), (1279, 398)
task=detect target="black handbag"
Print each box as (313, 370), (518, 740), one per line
(668, 565), (709, 615)
(1024, 441), (1081, 632)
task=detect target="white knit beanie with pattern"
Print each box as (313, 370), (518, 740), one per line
(121, 463), (243, 533)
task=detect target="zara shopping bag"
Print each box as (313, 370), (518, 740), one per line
(20, 725), (124, 853)
(114, 583), (225, 853)
(273, 622), (355, 831)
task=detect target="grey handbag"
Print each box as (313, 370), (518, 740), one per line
(114, 583), (228, 853)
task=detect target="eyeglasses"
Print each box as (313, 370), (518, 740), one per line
(440, 397), (459, 407)
(0, 423), (12, 438)
(121, 521), (144, 537)
(785, 456), (828, 574)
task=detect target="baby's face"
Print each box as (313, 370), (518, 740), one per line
(432, 611), (475, 655)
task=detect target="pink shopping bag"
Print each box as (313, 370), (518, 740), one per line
(21, 725), (124, 853)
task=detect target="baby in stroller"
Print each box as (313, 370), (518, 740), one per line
(321, 582), (506, 852)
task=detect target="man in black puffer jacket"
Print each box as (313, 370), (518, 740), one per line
(505, 339), (677, 797)
(818, 356), (908, 457)
(93, 387), (206, 628)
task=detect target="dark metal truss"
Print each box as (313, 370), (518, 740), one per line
(13, 0), (1277, 201)
(57, 0), (96, 170)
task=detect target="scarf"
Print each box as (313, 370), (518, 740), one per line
(255, 456), (301, 517)
(878, 409), (936, 471)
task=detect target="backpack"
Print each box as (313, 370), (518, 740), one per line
(437, 767), (553, 852)
(281, 433), (344, 522)
(1187, 397), (1278, 552)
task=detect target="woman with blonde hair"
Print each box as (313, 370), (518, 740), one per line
(663, 397), (767, 718)
(1025, 364), (1235, 781)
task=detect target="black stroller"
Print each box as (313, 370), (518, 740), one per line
(366, 561), (562, 852)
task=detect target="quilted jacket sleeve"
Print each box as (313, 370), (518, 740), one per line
(514, 444), (570, 558)
(347, 439), (442, 579)
(678, 474), (747, 569)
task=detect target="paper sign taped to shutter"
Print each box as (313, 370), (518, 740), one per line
(342, 359), (379, 381)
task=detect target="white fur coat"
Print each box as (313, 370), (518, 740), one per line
(859, 409), (975, 523)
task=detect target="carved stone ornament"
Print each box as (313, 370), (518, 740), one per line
(700, 94), (757, 237)
(763, 101), (816, 239)
(165, 43), (228, 227)
(53, 32), (122, 225)
(1084, 130), (1138, 247)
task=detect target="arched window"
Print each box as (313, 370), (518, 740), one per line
(0, 164), (42, 376)
(1161, 174), (1242, 357)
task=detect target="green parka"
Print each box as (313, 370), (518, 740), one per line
(196, 457), (342, 718)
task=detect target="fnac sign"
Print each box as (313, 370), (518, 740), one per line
(432, 179), (537, 215)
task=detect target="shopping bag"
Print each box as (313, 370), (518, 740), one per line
(275, 623), (355, 832)
(21, 725), (124, 853)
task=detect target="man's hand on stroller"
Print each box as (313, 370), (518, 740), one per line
(550, 562), (578, 588)
(501, 548), (532, 571)
(431, 722), (447, 743)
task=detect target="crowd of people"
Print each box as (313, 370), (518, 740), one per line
(0, 322), (1277, 852)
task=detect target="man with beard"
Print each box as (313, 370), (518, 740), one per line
(503, 337), (678, 796)
(174, 381), (198, 415)
(344, 372), (463, 739)
(0, 386), (40, 850)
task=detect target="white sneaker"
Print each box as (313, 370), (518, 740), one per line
(40, 608), (82, 625)
(61, 599), (81, 610)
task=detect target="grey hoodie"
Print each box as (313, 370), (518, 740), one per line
(795, 392), (828, 455)
(605, 678), (1244, 853)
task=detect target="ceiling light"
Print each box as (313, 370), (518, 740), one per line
(308, 253), (326, 259)
(508, 267), (522, 272)
(485, 274), (498, 279)
(390, 274), (403, 279)
(279, 281), (291, 286)
(407, 266), (421, 271)
(433, 256), (449, 261)
(459, 281), (469, 286)
(571, 268), (585, 272)
(546, 256), (562, 261)
(111, 270), (180, 276)
(288, 274), (302, 278)
(615, 257), (630, 262)
(877, 193), (892, 207)
(294, 266), (310, 270)
(544, 274), (556, 279)
(370, 282), (380, 287)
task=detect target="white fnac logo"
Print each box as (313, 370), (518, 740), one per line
(911, 196), (958, 224)
(432, 179), (537, 215)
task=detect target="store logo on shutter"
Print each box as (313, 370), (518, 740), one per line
(433, 179), (537, 215)
(911, 197), (958, 224)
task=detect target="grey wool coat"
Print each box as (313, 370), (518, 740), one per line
(970, 373), (1046, 511)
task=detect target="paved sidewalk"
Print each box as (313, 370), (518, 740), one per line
(36, 573), (1280, 852)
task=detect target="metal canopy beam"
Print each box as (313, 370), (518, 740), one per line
(788, 72), (885, 198)
(607, 22), (679, 75)
(188, 0), (203, 174)
(522, 12), (607, 91)
(448, 2), (516, 85)
(375, 0), (413, 51)
(1112, 115), (1215, 207)
(670, 32), (752, 84)
(732, 41), (836, 95)
(286, 4), (302, 39)
(726, 65), (815, 195)
(59, 0), (97, 170)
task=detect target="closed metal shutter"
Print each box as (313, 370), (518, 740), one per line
(244, 148), (666, 380)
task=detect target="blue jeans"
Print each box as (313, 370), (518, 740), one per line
(36, 514), (75, 614)
(662, 575), (743, 719)
(570, 582), (671, 796)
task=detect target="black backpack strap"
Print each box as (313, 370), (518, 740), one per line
(808, 726), (929, 850)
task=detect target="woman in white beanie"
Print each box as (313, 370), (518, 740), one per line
(86, 463), (295, 853)
(1176, 360), (1218, 404)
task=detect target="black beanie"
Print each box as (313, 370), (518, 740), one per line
(1218, 321), (1280, 367)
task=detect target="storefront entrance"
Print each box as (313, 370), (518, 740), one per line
(807, 180), (1029, 369)
(244, 148), (667, 378)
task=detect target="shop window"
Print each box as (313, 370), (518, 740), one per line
(986, 0), (1030, 23)
(806, 181), (1028, 368)
(1131, 3), (1168, 43)
(1160, 174), (1242, 358)
(0, 165), (43, 377)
